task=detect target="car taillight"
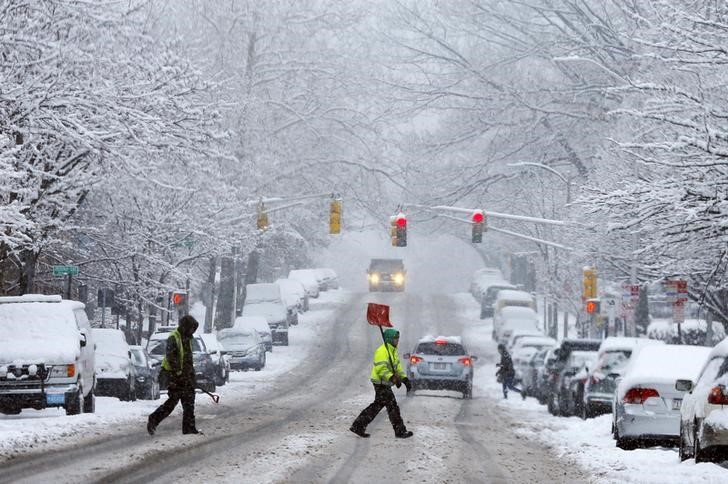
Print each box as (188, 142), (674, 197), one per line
(707, 385), (728, 405)
(623, 387), (660, 404)
(458, 357), (472, 366)
(410, 355), (423, 365)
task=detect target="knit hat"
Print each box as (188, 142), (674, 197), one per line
(383, 328), (400, 344)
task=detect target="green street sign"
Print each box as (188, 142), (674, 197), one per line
(53, 265), (79, 276)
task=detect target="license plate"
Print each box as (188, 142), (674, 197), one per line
(46, 393), (65, 405)
(433, 362), (447, 370)
(672, 399), (682, 410)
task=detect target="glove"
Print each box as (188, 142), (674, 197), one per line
(390, 374), (402, 388)
(403, 377), (412, 392)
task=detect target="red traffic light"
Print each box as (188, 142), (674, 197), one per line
(172, 292), (185, 305)
(472, 211), (484, 223)
(396, 216), (407, 227)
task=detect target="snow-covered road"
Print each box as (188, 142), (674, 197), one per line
(2, 290), (726, 483)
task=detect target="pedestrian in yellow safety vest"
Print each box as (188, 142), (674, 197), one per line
(350, 328), (413, 438)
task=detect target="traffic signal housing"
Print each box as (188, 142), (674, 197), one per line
(395, 213), (407, 247)
(172, 290), (189, 316)
(585, 298), (600, 315)
(329, 198), (342, 234)
(582, 266), (597, 300)
(256, 203), (269, 231)
(472, 211), (484, 243)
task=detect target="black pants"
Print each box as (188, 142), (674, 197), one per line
(148, 385), (196, 432)
(351, 384), (406, 434)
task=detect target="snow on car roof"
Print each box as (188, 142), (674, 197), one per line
(496, 290), (534, 301)
(597, 336), (664, 354)
(418, 335), (463, 345)
(618, 344), (712, 399)
(500, 306), (538, 318)
(92, 328), (128, 356)
(233, 316), (270, 333)
(516, 336), (557, 346)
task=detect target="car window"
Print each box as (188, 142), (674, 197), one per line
(148, 337), (203, 355)
(416, 342), (466, 356)
(73, 308), (89, 329)
(130, 349), (146, 366)
(695, 357), (725, 389)
(596, 350), (631, 374)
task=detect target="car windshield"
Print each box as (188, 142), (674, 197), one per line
(218, 331), (257, 349)
(370, 260), (404, 272)
(416, 342), (466, 356)
(147, 337), (203, 356)
(596, 350), (631, 374)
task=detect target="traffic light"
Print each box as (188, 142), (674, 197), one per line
(256, 202), (269, 230)
(582, 266), (597, 299)
(172, 290), (189, 316)
(472, 211), (484, 243)
(585, 298), (600, 315)
(329, 198), (342, 234)
(390, 216), (397, 246)
(395, 213), (407, 247)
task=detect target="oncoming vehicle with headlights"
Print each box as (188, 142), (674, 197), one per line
(367, 258), (406, 292)
(404, 336), (477, 399)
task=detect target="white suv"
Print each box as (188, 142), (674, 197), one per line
(0, 295), (96, 415)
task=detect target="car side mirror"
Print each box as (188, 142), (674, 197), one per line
(675, 379), (693, 392)
(80, 333), (87, 348)
(403, 353), (411, 359)
(471, 355), (478, 361)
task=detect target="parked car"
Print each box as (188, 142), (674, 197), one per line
(129, 345), (160, 400)
(679, 338), (728, 462)
(613, 344), (711, 450)
(276, 277), (308, 312)
(404, 335), (477, 399)
(288, 269), (320, 299)
(469, 267), (505, 302)
(242, 284), (289, 346)
(198, 333), (230, 387)
(493, 289), (537, 315)
(0, 295), (96, 415)
(247, 282), (297, 327)
(556, 350), (598, 417)
(234, 316), (273, 352)
(535, 348), (558, 404)
(511, 335), (556, 354)
(480, 283), (517, 319)
(513, 346), (540, 383)
(146, 331), (217, 393)
(522, 348), (550, 398)
(545, 339), (601, 416)
(505, 330), (544, 352)
(582, 337), (664, 419)
(317, 268), (339, 289)
(367, 258), (406, 292)
(494, 306), (539, 343)
(218, 328), (266, 371)
(92, 328), (136, 401)
(511, 336), (556, 382)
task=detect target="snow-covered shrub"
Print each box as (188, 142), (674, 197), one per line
(647, 319), (725, 346)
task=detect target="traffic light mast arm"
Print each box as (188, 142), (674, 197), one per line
(488, 226), (573, 251)
(431, 205), (567, 227)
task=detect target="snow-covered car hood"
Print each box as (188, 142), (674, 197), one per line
(0, 335), (80, 366)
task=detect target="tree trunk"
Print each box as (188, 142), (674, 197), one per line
(19, 249), (38, 295)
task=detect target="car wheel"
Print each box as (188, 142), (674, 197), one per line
(615, 430), (638, 450)
(281, 333), (289, 346)
(547, 393), (558, 415)
(0, 405), (22, 415)
(679, 423), (692, 462)
(65, 390), (83, 416)
(82, 390), (95, 413)
(463, 384), (473, 399)
(694, 423), (709, 462)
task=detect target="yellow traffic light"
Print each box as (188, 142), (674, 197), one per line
(257, 202), (269, 230)
(329, 199), (342, 234)
(582, 266), (597, 299)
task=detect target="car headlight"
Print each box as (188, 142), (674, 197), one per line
(50, 364), (76, 378)
(393, 273), (404, 285)
(369, 273), (380, 284)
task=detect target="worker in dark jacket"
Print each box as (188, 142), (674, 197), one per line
(147, 315), (201, 435)
(496, 343), (524, 400)
(350, 328), (413, 439)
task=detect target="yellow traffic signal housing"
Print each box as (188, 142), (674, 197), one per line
(582, 266), (597, 299)
(329, 199), (342, 234)
(390, 217), (397, 246)
(256, 202), (269, 230)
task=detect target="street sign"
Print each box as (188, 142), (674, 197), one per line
(53, 265), (79, 276)
(673, 300), (686, 324)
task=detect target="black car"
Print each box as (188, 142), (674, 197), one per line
(129, 345), (160, 400)
(545, 339), (601, 416)
(554, 350), (598, 416)
(146, 334), (217, 393)
(367, 258), (406, 292)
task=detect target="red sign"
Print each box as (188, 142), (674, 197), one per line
(367, 303), (392, 327)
